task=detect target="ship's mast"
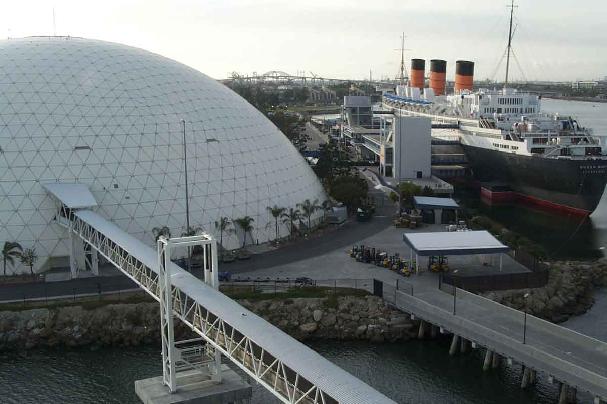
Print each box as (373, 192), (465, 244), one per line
(399, 32), (406, 85)
(504, 0), (517, 87)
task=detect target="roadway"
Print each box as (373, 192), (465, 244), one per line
(305, 121), (329, 150)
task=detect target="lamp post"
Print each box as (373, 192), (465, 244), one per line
(523, 292), (530, 344)
(182, 119), (191, 272)
(452, 269), (459, 315)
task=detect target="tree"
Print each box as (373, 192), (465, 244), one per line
(398, 182), (422, 208)
(281, 208), (301, 239)
(267, 111), (310, 152)
(233, 216), (255, 248)
(152, 226), (171, 241)
(298, 199), (320, 230)
(321, 200), (333, 221)
(181, 226), (203, 237)
(214, 217), (232, 248)
(20, 248), (38, 276)
(266, 206), (286, 241)
(329, 174), (368, 213)
(2, 241), (23, 276)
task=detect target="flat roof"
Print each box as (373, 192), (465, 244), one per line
(74, 210), (394, 403)
(42, 183), (98, 208)
(413, 196), (459, 209)
(403, 230), (509, 256)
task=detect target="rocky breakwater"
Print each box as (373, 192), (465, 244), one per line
(0, 295), (416, 350)
(0, 303), (194, 350)
(484, 259), (607, 323)
(240, 295), (417, 342)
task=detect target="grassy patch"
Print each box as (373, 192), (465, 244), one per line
(0, 292), (154, 312)
(220, 285), (368, 301)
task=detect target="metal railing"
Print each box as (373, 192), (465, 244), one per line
(374, 278), (607, 402)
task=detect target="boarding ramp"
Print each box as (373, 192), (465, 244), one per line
(57, 209), (394, 404)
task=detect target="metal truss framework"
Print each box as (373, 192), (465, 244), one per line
(60, 213), (341, 404)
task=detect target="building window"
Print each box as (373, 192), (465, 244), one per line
(416, 171), (422, 179)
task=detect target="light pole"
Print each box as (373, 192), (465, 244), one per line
(523, 292), (530, 344)
(452, 269), (459, 315)
(182, 119), (191, 272)
(182, 119), (190, 233)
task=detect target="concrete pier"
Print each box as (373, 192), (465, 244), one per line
(417, 320), (426, 339)
(483, 350), (493, 371)
(491, 352), (500, 369)
(521, 367), (533, 389)
(558, 383), (569, 404)
(460, 338), (469, 354)
(135, 365), (251, 404)
(449, 334), (460, 356)
(430, 325), (438, 339)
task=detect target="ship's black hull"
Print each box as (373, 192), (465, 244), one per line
(461, 144), (607, 214)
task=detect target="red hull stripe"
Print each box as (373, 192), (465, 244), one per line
(480, 187), (590, 217)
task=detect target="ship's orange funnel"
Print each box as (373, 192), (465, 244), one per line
(455, 60), (474, 93)
(410, 59), (425, 89)
(430, 59), (447, 95)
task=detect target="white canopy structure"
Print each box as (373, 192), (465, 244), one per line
(403, 230), (510, 272)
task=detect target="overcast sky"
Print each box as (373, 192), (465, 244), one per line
(1, 0), (605, 82)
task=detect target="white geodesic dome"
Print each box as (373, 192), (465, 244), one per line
(0, 36), (326, 274)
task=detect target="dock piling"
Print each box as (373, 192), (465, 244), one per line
(449, 335), (460, 356)
(483, 350), (493, 371)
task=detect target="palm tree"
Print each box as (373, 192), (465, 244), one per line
(214, 217), (232, 248)
(2, 241), (23, 277)
(233, 216), (255, 248)
(281, 208), (301, 239)
(181, 226), (202, 237)
(298, 199), (321, 230)
(267, 205), (286, 241)
(152, 226), (171, 241)
(321, 200), (333, 222)
(20, 248), (38, 276)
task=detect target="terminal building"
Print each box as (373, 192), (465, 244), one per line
(340, 95), (453, 194)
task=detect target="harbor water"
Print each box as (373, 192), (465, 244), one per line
(1, 99), (606, 403)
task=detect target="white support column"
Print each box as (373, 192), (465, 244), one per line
(158, 238), (177, 393)
(91, 249), (99, 276)
(416, 253), (419, 274)
(434, 208), (443, 225)
(209, 239), (222, 382)
(68, 224), (77, 279)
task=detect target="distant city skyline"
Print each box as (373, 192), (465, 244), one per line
(1, 0), (605, 82)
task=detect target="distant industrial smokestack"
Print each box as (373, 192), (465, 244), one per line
(429, 59), (447, 96)
(455, 60), (474, 93)
(410, 59), (425, 89)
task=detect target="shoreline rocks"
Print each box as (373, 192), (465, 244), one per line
(0, 295), (417, 351)
(483, 259), (607, 323)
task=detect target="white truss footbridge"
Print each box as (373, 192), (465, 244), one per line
(53, 206), (395, 404)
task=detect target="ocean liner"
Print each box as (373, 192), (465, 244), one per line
(381, 4), (607, 215)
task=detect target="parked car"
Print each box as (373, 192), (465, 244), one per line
(218, 271), (232, 282)
(295, 277), (316, 287)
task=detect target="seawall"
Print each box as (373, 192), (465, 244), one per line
(0, 295), (417, 351)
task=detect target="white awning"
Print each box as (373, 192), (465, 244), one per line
(42, 183), (98, 209)
(403, 230), (509, 256)
(413, 196), (459, 209)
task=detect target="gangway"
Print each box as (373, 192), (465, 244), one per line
(56, 208), (394, 404)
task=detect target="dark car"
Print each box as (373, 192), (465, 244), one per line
(218, 271), (232, 282)
(295, 277), (315, 287)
